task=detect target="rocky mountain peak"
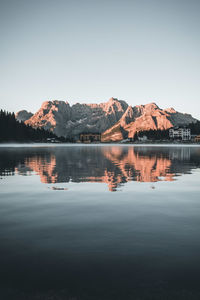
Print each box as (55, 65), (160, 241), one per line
(41, 100), (69, 110)
(15, 110), (33, 122)
(144, 102), (159, 110)
(17, 98), (198, 141)
(23, 98), (128, 138)
(108, 97), (118, 102)
(102, 98), (128, 114)
(101, 101), (197, 142)
(41, 101), (51, 108)
(164, 107), (176, 114)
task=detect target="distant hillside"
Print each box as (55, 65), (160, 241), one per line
(16, 98), (198, 141)
(0, 110), (62, 142)
(15, 110), (33, 122)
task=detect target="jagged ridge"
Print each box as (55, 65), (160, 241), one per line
(102, 102), (197, 141)
(16, 98), (198, 140)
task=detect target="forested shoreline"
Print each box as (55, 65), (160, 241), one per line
(1, 109), (200, 143)
(0, 110), (63, 142)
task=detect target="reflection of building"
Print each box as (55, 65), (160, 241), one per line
(169, 127), (191, 141)
(169, 147), (191, 160)
(79, 133), (101, 143)
(18, 147), (176, 191)
(12, 146), (200, 192)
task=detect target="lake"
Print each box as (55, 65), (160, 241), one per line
(0, 144), (200, 300)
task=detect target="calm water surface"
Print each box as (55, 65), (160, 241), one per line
(0, 144), (200, 299)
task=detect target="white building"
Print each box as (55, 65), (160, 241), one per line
(169, 127), (191, 141)
(138, 135), (148, 142)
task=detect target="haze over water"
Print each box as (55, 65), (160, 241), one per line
(1, 144), (200, 299)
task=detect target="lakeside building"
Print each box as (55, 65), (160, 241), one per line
(169, 127), (191, 141)
(194, 135), (200, 142)
(138, 135), (148, 142)
(79, 133), (101, 143)
(46, 138), (60, 143)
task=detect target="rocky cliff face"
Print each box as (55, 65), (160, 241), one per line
(21, 98), (128, 138)
(15, 110), (33, 122)
(102, 103), (197, 141)
(24, 100), (72, 137)
(16, 98), (197, 140)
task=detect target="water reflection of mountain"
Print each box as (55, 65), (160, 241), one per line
(1, 146), (200, 191)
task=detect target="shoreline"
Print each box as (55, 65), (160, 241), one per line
(0, 142), (200, 147)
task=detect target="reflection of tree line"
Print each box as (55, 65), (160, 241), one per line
(1, 147), (200, 191)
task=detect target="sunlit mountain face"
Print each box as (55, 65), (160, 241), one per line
(16, 99), (198, 141)
(1, 145), (200, 191)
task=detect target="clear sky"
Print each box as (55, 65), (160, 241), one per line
(1, 0), (200, 118)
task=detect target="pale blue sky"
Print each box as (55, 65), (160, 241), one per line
(0, 0), (200, 118)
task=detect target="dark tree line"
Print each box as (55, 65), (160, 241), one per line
(134, 129), (170, 140)
(188, 121), (200, 135)
(0, 110), (63, 142)
(134, 122), (200, 141)
(1, 108), (199, 143)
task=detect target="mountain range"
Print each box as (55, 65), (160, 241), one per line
(16, 98), (198, 141)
